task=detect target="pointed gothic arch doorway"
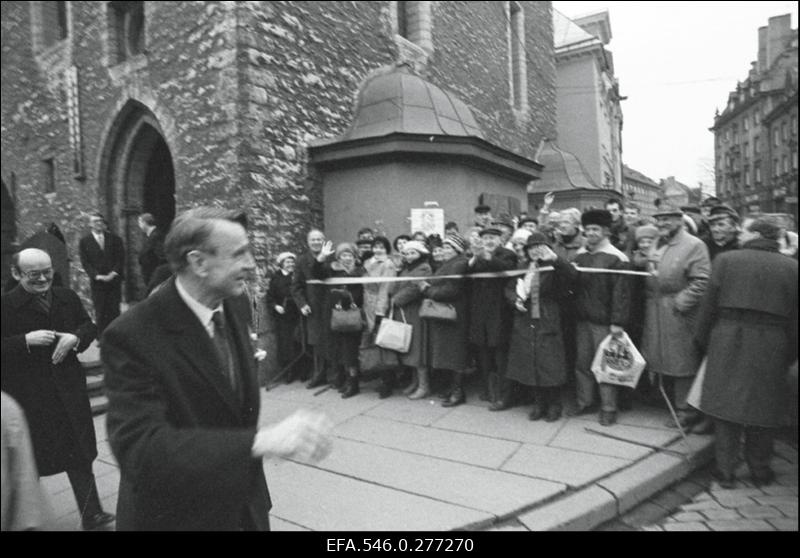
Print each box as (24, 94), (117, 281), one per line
(99, 101), (175, 301)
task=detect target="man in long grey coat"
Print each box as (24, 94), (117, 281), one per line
(641, 203), (710, 428)
(694, 215), (797, 488)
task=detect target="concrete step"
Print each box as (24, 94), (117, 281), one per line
(90, 394), (108, 416)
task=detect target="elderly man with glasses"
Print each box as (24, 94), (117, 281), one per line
(1, 248), (115, 530)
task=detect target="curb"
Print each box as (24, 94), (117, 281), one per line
(516, 434), (715, 531)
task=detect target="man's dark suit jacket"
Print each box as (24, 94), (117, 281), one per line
(101, 277), (270, 531)
(78, 232), (125, 286)
(137, 229), (166, 285)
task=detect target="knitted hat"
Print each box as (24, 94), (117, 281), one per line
(276, 251), (296, 266)
(442, 234), (467, 254)
(581, 209), (613, 229)
(402, 240), (430, 255)
(634, 224), (659, 241)
(334, 242), (358, 259)
(525, 231), (551, 247)
(707, 204), (739, 223)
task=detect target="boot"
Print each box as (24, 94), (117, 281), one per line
(408, 368), (430, 400)
(402, 370), (419, 396)
(479, 371), (494, 402)
(442, 386), (465, 407)
(306, 368), (327, 389)
(489, 374), (512, 411)
(378, 370), (394, 399)
(341, 374), (360, 399)
(331, 368), (346, 392)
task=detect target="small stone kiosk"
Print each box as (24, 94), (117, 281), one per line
(308, 67), (542, 241)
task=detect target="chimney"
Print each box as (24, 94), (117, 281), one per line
(758, 26), (767, 72)
(766, 14), (792, 70)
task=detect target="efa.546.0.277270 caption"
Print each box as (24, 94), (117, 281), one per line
(326, 538), (475, 552)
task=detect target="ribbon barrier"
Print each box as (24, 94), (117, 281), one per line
(305, 265), (653, 286)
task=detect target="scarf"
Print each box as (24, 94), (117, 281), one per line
(515, 262), (541, 319)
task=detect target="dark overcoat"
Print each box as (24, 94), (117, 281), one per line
(1, 285), (98, 476)
(291, 251), (330, 349)
(101, 278), (270, 531)
(312, 261), (365, 368)
(138, 228), (166, 285)
(388, 259), (433, 368)
(468, 247), (518, 347)
(695, 239), (798, 427)
(420, 255), (470, 372)
(505, 258), (578, 387)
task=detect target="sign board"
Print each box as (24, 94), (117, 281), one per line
(410, 207), (444, 238)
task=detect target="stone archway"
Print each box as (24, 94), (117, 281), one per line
(99, 100), (175, 301)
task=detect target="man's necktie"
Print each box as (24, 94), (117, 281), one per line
(211, 310), (239, 395)
(36, 293), (51, 315)
(96, 234), (105, 250)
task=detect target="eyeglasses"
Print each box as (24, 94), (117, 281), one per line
(19, 268), (53, 280)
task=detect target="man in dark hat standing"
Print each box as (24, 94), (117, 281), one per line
(700, 196), (721, 218)
(568, 209), (631, 426)
(642, 202), (710, 430)
(467, 227), (517, 409)
(705, 204), (740, 262)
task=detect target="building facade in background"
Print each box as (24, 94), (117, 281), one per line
(711, 13), (798, 224)
(621, 164), (662, 217)
(660, 175), (702, 208)
(1, 1), (556, 302)
(551, 8), (623, 192)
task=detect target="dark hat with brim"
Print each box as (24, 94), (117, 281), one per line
(518, 216), (539, 226)
(680, 205), (702, 215)
(707, 204), (739, 223)
(474, 204), (491, 213)
(652, 201), (684, 218)
(478, 227), (503, 237)
(525, 231), (550, 248)
(581, 209), (613, 229)
(701, 196), (721, 207)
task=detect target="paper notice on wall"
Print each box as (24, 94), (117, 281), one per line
(410, 208), (444, 238)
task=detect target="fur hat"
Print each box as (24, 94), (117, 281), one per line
(634, 224), (659, 241)
(525, 231), (551, 247)
(402, 240), (430, 255)
(334, 242), (358, 260)
(581, 209), (613, 229)
(276, 252), (296, 266)
(442, 234), (467, 254)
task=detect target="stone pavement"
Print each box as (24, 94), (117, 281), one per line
(41, 376), (718, 531)
(639, 439), (798, 532)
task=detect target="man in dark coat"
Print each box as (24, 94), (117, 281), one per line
(695, 215), (798, 488)
(292, 229), (333, 388)
(569, 209), (631, 426)
(1, 248), (114, 531)
(102, 208), (332, 530)
(78, 213), (125, 335)
(467, 227), (518, 409)
(136, 212), (166, 286)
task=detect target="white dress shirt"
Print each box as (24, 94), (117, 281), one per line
(175, 277), (222, 339)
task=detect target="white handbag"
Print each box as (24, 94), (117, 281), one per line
(375, 306), (413, 354)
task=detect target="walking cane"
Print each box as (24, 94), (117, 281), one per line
(265, 316), (311, 391)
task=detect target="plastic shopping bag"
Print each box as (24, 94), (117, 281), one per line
(591, 331), (646, 388)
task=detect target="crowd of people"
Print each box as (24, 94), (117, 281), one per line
(271, 194), (797, 488)
(0, 195), (797, 530)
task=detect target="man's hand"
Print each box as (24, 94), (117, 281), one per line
(300, 304), (312, 316)
(52, 333), (79, 364)
(274, 305), (285, 315)
(317, 241), (335, 262)
(609, 325), (625, 338)
(538, 246), (558, 262)
(25, 330), (57, 347)
(543, 191), (555, 208)
(515, 299), (527, 313)
(252, 409), (333, 462)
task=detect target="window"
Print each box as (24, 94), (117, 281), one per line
(42, 158), (55, 193)
(395, 1), (432, 51)
(110, 1), (145, 64)
(774, 127), (780, 147)
(753, 136), (760, 155)
(793, 151), (798, 171)
(781, 121), (787, 141)
(755, 163), (761, 183)
(743, 117), (749, 132)
(754, 111), (759, 126)
(743, 141), (749, 162)
(783, 155), (788, 175)
(744, 168), (750, 188)
(773, 158), (780, 177)
(508, 1), (527, 111)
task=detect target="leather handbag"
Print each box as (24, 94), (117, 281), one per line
(375, 306), (413, 353)
(330, 306), (363, 332)
(419, 298), (457, 322)
(359, 343), (399, 373)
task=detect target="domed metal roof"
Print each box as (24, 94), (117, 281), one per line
(533, 139), (599, 191)
(343, 68), (485, 140)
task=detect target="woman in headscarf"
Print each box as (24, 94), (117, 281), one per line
(388, 240), (433, 399)
(312, 241), (366, 398)
(419, 234), (471, 407)
(505, 233), (578, 421)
